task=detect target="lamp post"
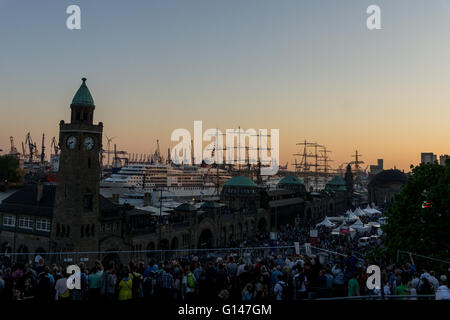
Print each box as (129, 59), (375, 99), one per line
(158, 188), (163, 261)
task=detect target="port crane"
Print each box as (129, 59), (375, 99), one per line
(24, 132), (38, 163)
(40, 133), (46, 164)
(105, 136), (115, 166)
(50, 137), (59, 156)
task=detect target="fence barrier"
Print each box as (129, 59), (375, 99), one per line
(0, 244), (358, 266)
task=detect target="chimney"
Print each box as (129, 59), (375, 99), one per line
(143, 193), (152, 206)
(37, 180), (44, 202)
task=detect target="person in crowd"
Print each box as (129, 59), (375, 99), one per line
(241, 283), (253, 300)
(293, 266), (308, 300)
(117, 270), (133, 301)
(55, 271), (70, 301)
(394, 275), (408, 300)
(347, 272), (360, 297)
(406, 280), (417, 300)
(273, 274), (286, 301)
(21, 278), (35, 300)
(435, 275), (450, 300)
(88, 261), (103, 300)
(100, 262), (116, 300)
(332, 263), (345, 297)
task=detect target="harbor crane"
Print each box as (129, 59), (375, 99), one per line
(40, 133), (46, 164)
(105, 136), (115, 166)
(25, 132), (38, 163)
(50, 137), (59, 156)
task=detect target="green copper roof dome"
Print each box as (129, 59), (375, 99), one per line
(327, 176), (346, 186)
(224, 176), (257, 188)
(278, 175), (304, 186)
(71, 78), (94, 107)
(325, 175), (347, 191)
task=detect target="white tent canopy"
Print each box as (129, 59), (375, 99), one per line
(353, 207), (367, 217)
(350, 218), (364, 228)
(347, 210), (358, 220)
(370, 205), (382, 215)
(328, 216), (346, 223)
(316, 217), (335, 228)
(350, 218), (372, 233)
(363, 204), (382, 215)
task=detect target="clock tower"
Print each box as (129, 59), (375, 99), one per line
(51, 78), (103, 252)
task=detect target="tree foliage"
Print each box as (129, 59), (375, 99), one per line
(382, 161), (450, 262)
(0, 155), (23, 183)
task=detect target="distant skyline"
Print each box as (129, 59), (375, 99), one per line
(2, 0), (450, 171)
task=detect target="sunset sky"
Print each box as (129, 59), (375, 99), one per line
(1, 0), (450, 172)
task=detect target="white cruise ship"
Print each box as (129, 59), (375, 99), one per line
(100, 163), (229, 201)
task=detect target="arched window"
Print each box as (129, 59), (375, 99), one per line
(91, 224), (95, 236)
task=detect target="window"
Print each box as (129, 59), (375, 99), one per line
(36, 219), (51, 232)
(83, 194), (93, 211)
(3, 215), (15, 227)
(18, 217), (33, 230)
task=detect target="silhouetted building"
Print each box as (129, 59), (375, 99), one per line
(368, 169), (408, 207)
(439, 155), (449, 166)
(421, 153), (437, 164)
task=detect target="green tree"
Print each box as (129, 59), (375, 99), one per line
(382, 161), (450, 262)
(0, 155), (23, 183)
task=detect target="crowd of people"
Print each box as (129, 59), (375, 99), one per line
(0, 249), (449, 302)
(1, 213), (449, 302)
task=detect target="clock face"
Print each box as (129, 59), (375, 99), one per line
(66, 136), (77, 149)
(84, 136), (94, 150)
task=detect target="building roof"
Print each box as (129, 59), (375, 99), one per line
(327, 176), (346, 186)
(269, 197), (304, 208)
(1, 184), (55, 207)
(200, 201), (222, 209)
(266, 189), (297, 197)
(224, 176), (257, 188)
(71, 78), (94, 107)
(368, 169), (408, 186)
(325, 176), (347, 191)
(0, 184), (118, 217)
(278, 175), (303, 186)
(174, 202), (197, 212)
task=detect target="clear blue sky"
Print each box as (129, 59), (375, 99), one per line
(1, 0), (450, 170)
